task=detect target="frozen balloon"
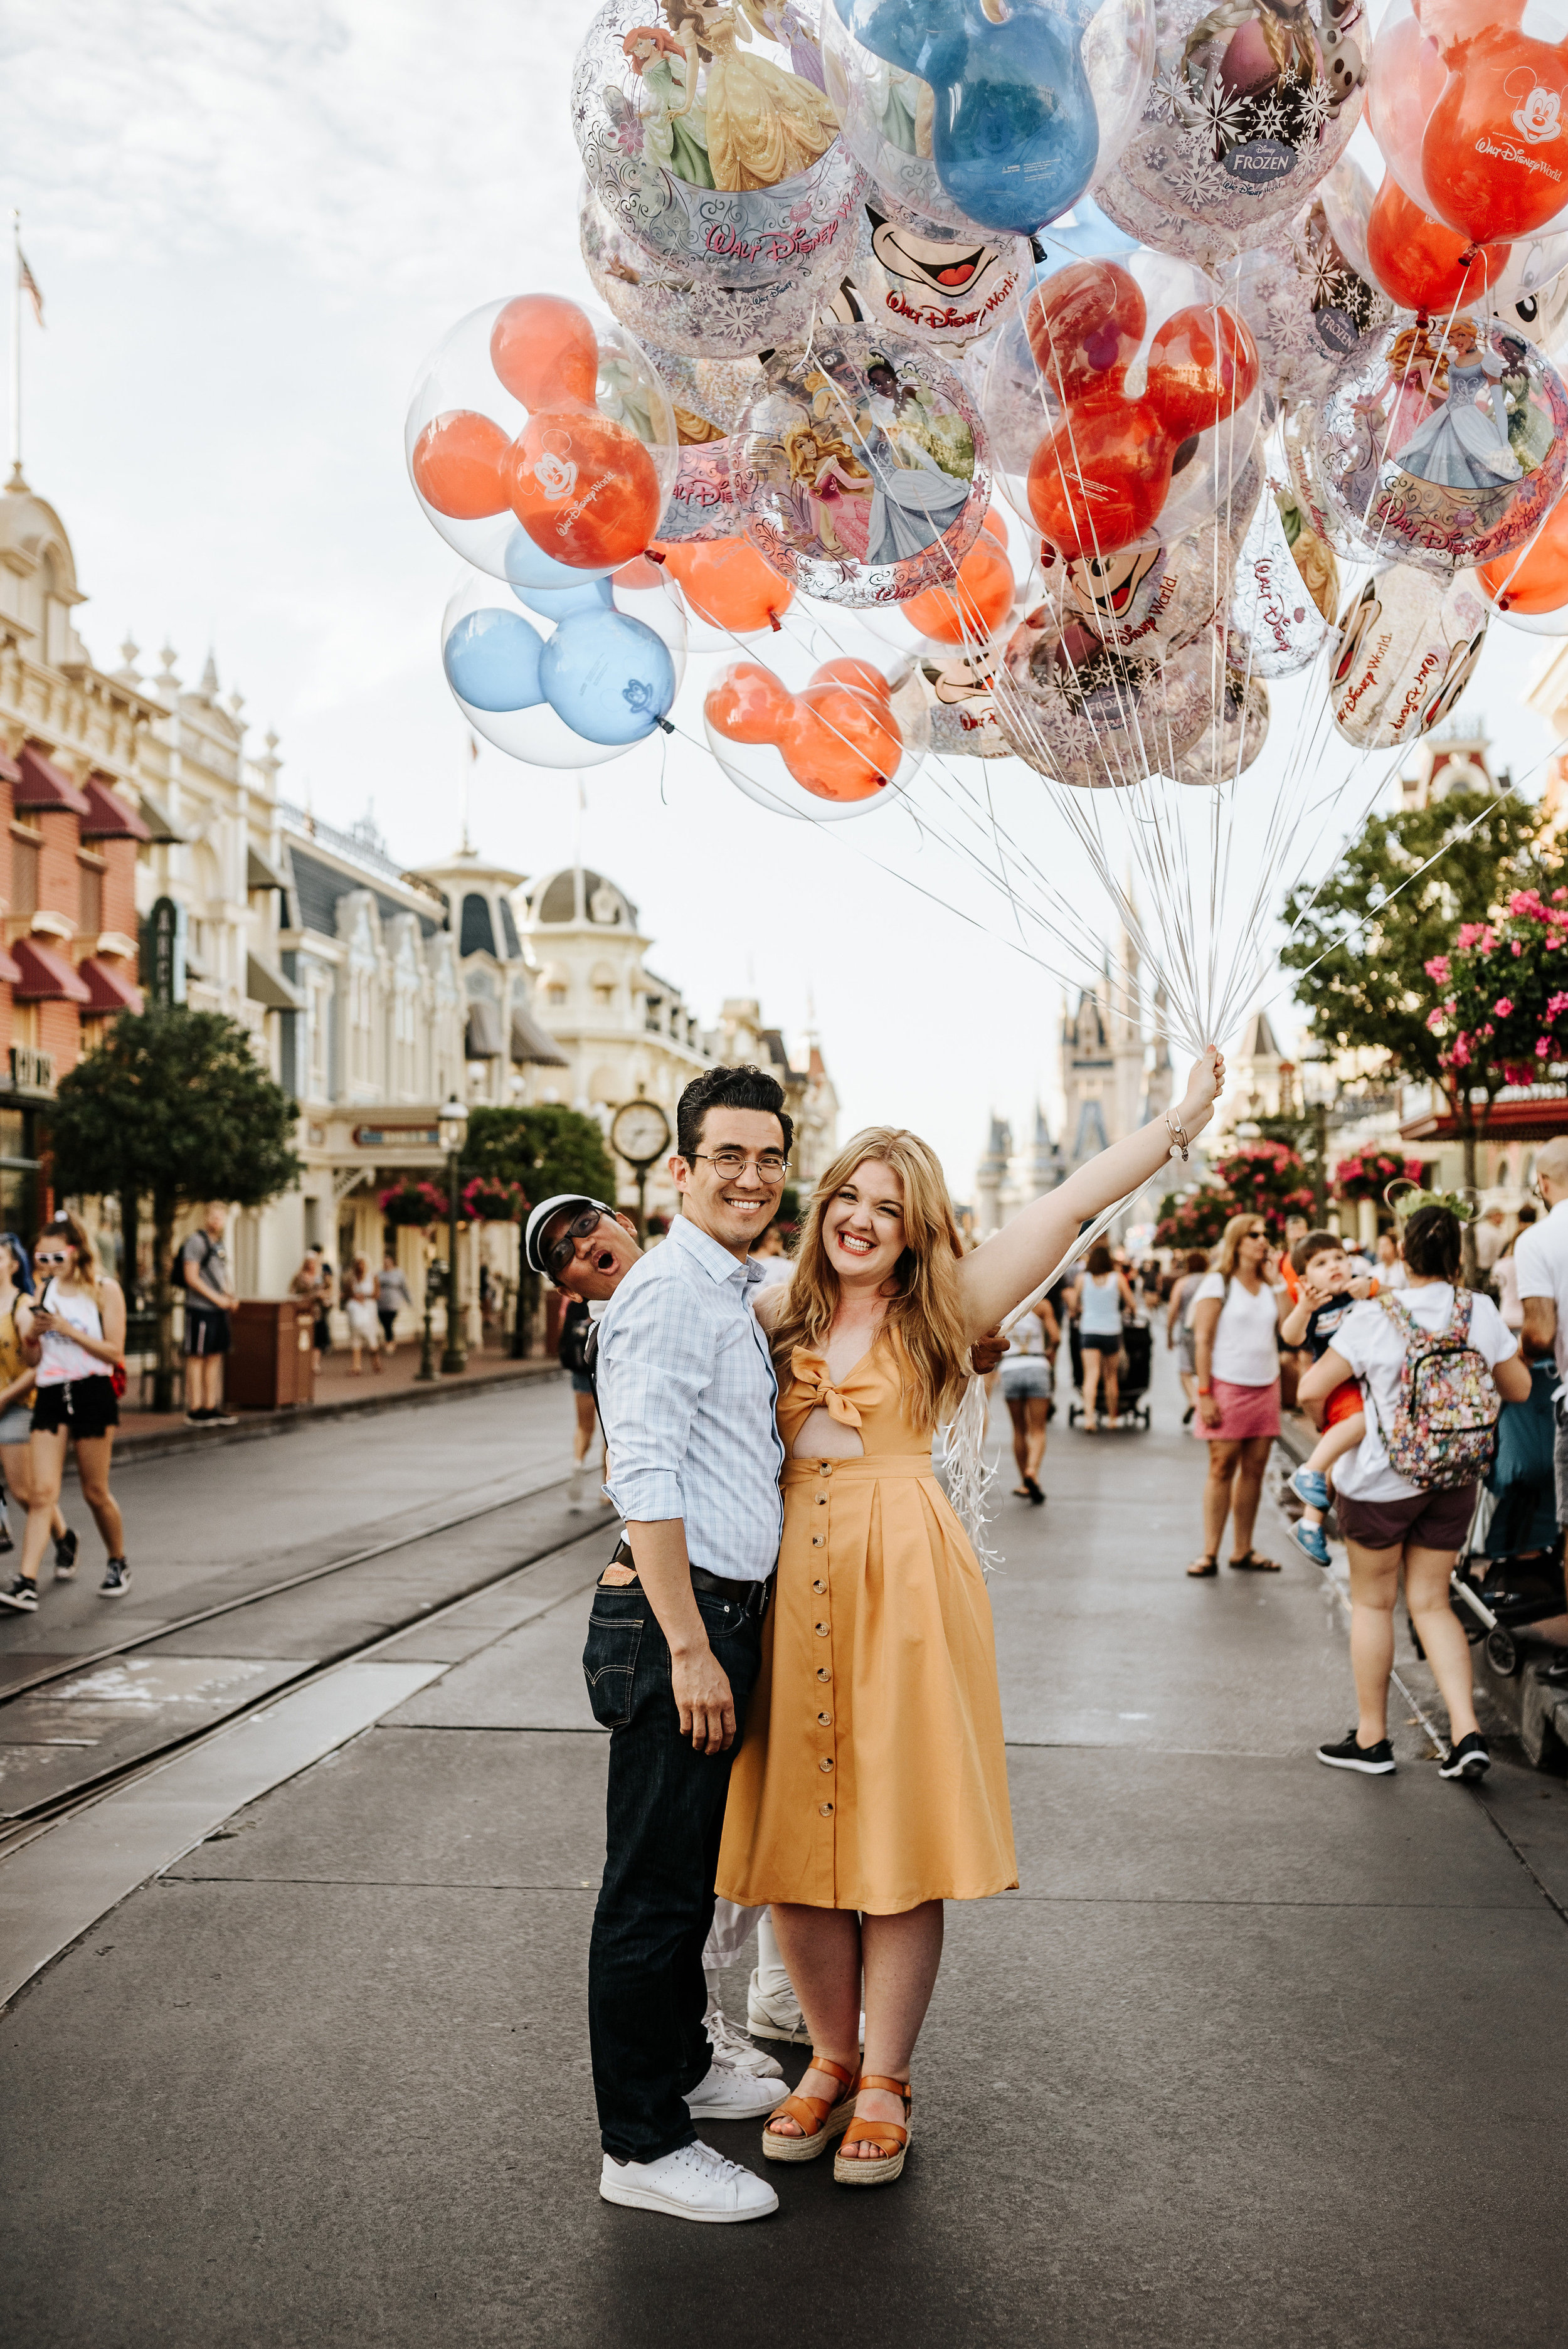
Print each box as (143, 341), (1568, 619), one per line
(994, 607), (1213, 785)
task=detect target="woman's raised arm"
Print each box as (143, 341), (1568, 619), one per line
(958, 1048), (1225, 1338)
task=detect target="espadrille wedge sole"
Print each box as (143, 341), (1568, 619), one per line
(761, 2054), (861, 2164)
(833, 2075), (911, 2186)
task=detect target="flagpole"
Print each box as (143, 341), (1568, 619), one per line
(9, 210), (21, 488)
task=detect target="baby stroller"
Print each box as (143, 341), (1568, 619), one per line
(1447, 1360), (1565, 1676)
(1066, 1315), (1153, 1430)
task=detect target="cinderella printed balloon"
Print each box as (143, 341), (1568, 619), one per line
(1316, 315), (1568, 576)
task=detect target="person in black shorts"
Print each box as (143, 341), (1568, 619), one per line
(181, 1203), (236, 1426)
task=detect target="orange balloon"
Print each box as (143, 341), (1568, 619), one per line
(1367, 9), (1447, 205)
(1478, 500), (1568, 613)
(706, 662), (799, 743)
(1027, 400), (1174, 560)
(411, 408), (513, 519)
(654, 537), (793, 630)
(1145, 304), (1259, 440)
(1364, 173), (1506, 313)
(509, 411), (662, 570)
(980, 507), (1009, 544)
(899, 536), (1015, 644)
(1422, 29), (1568, 243)
(781, 683), (901, 801)
(809, 657), (893, 700)
(490, 295), (600, 411)
(1024, 262), (1147, 405)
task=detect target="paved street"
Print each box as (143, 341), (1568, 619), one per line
(4, 1349), (1568, 2346)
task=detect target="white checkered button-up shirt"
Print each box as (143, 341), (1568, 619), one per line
(596, 1212), (784, 1584)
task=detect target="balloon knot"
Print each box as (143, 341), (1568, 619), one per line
(1499, 595), (1512, 610)
(644, 546), (666, 565)
(766, 608), (783, 632)
(656, 716), (675, 734)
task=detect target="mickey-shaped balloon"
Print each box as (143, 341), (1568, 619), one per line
(832, 0), (1102, 236)
(706, 656), (904, 802)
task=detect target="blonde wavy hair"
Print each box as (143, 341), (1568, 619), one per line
(783, 419), (867, 488)
(1214, 1211), (1268, 1281)
(770, 1125), (972, 1430)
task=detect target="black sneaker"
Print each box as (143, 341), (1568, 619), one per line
(0, 1515), (13, 1554)
(53, 1527), (78, 1580)
(208, 1409), (238, 1427)
(0, 1573), (38, 1612)
(100, 1557), (131, 1598)
(184, 1408), (211, 1425)
(1439, 1731), (1491, 1781)
(1316, 1728), (1396, 1774)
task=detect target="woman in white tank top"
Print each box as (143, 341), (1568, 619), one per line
(1066, 1243), (1136, 1431)
(0, 1213), (129, 1613)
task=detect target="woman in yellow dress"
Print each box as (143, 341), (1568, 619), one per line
(665, 0), (839, 191)
(717, 1046), (1225, 2183)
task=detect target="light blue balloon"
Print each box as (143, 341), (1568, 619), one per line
(511, 575), (616, 622)
(539, 610), (676, 746)
(443, 608), (544, 713)
(501, 524), (612, 593)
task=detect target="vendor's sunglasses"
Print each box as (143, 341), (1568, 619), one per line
(544, 1209), (607, 1280)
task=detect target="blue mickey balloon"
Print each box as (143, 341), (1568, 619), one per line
(539, 610), (676, 747)
(835, 0), (1098, 238)
(501, 524), (612, 593)
(443, 608), (544, 713)
(511, 574), (617, 623)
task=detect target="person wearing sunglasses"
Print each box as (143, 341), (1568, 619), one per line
(0, 1212), (129, 1610)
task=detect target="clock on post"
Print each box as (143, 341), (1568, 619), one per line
(609, 1093), (672, 1238)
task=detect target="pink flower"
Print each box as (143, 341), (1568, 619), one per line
(1494, 997), (1515, 1018)
(1425, 955), (1451, 984)
(1546, 992), (1568, 1021)
(1512, 940), (1524, 956)
(1539, 1037), (1552, 1058)
(1456, 923), (1486, 950)
(1426, 1007), (1447, 1031)
(1452, 1036), (1472, 1067)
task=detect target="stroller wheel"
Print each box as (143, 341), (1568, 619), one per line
(1486, 1626), (1520, 1678)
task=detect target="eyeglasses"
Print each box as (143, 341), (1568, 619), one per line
(691, 1150), (789, 1180)
(543, 1209), (607, 1280)
(34, 1252), (68, 1265)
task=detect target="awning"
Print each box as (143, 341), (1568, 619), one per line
(0, 749), (20, 787)
(465, 999), (506, 1058)
(510, 1004), (568, 1066)
(14, 745), (90, 816)
(137, 791), (186, 844)
(79, 775), (151, 841)
(246, 953), (301, 1012)
(1402, 1095), (1568, 1144)
(247, 843), (288, 893)
(0, 943), (22, 985)
(77, 958), (144, 1015)
(11, 936), (91, 1003)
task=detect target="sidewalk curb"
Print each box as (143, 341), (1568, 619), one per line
(102, 1359), (564, 1468)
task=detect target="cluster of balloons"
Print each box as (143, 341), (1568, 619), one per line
(402, 0), (1568, 803)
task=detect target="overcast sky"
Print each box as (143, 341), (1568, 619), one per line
(4, 1), (1560, 1190)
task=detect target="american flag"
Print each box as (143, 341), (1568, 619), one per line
(17, 247), (43, 327)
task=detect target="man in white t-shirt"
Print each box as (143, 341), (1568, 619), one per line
(1513, 1137), (1568, 1525)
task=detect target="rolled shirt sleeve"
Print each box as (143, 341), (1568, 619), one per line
(596, 1280), (704, 1526)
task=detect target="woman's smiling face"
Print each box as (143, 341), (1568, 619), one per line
(821, 1158), (906, 1286)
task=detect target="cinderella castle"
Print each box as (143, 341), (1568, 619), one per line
(972, 917), (1173, 1239)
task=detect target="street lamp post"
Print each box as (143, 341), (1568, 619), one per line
(415, 1252), (439, 1383)
(438, 1093), (469, 1376)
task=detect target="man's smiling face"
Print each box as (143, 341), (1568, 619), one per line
(549, 1209), (643, 1303)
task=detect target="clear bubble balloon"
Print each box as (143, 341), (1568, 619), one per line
(821, 0), (1155, 237)
(1316, 315), (1568, 576)
(703, 637), (929, 816)
(1229, 466), (1338, 674)
(1367, 0), (1568, 252)
(1327, 563), (1489, 750)
(406, 294), (679, 581)
(1034, 517), (1231, 655)
(846, 194), (1030, 347)
(572, 0), (862, 287)
(1113, 0), (1365, 248)
(1234, 191), (1392, 406)
(578, 180), (839, 361)
(733, 324), (990, 605)
(442, 557), (687, 766)
(982, 248), (1262, 558)
(915, 639), (1017, 756)
(640, 347), (765, 541)
(993, 606), (1214, 784)
(1174, 632), (1269, 782)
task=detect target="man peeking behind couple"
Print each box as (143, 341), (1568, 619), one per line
(528, 1047), (1224, 2224)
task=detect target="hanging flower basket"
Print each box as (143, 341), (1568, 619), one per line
(379, 1179), (447, 1229)
(1333, 1150), (1422, 1205)
(462, 1176), (529, 1224)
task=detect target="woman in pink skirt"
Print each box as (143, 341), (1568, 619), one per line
(1187, 1214), (1286, 1577)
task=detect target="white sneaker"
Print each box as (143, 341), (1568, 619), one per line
(600, 2140), (778, 2223)
(746, 1968), (811, 2046)
(684, 2057), (788, 2119)
(567, 1465), (586, 1512)
(704, 2004), (783, 2078)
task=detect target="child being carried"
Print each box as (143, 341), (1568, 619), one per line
(1279, 1231), (1377, 1565)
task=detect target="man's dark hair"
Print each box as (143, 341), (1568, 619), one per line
(676, 1064), (793, 1165)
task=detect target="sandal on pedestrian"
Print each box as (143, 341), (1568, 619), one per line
(1187, 1555), (1219, 1577)
(761, 2054), (861, 2163)
(1228, 1551), (1281, 1572)
(834, 2076), (912, 2186)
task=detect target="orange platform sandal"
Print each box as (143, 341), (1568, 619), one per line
(761, 2054), (862, 2165)
(833, 2076), (912, 2186)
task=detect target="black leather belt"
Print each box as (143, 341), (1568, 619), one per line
(610, 1536), (773, 1617)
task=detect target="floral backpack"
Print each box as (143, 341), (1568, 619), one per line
(1369, 1290), (1500, 1489)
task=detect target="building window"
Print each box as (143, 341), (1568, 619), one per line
(350, 968), (373, 1084)
(78, 859), (103, 938)
(11, 831), (39, 920)
(460, 893), (497, 958)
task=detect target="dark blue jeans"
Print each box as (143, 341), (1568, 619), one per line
(583, 1579), (764, 2163)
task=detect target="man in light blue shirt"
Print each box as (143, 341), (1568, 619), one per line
(586, 1063), (793, 2224)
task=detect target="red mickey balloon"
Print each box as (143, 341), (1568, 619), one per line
(1024, 262), (1147, 405)
(1422, 28), (1568, 245)
(1364, 173), (1507, 314)
(1145, 305), (1259, 441)
(1027, 400), (1175, 561)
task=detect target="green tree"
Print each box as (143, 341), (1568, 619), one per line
(48, 1006), (300, 1409)
(1278, 788), (1553, 1194)
(462, 1105), (617, 1206)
